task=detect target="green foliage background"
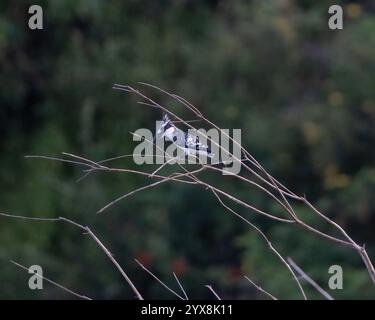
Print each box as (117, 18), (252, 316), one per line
(0, 0), (374, 299)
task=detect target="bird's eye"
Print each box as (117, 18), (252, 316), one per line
(173, 136), (177, 142)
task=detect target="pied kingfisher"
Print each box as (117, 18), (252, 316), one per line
(156, 113), (213, 158)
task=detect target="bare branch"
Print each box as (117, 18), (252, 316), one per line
(244, 276), (277, 300)
(205, 285), (222, 300)
(135, 259), (185, 300)
(11, 260), (92, 300)
(287, 258), (334, 300)
(85, 227), (143, 300)
(173, 272), (188, 300)
(97, 167), (203, 214)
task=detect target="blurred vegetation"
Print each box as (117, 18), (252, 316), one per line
(0, 0), (374, 299)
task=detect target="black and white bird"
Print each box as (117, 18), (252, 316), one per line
(156, 113), (213, 158)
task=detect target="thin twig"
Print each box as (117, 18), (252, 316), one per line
(97, 167), (203, 214)
(205, 285), (222, 300)
(10, 260), (92, 300)
(135, 259), (185, 300)
(244, 276), (277, 300)
(173, 272), (188, 300)
(25, 155), (94, 169)
(62, 152), (108, 169)
(85, 227), (143, 300)
(287, 257), (334, 300)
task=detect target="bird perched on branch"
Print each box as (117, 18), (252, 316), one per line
(156, 113), (213, 158)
